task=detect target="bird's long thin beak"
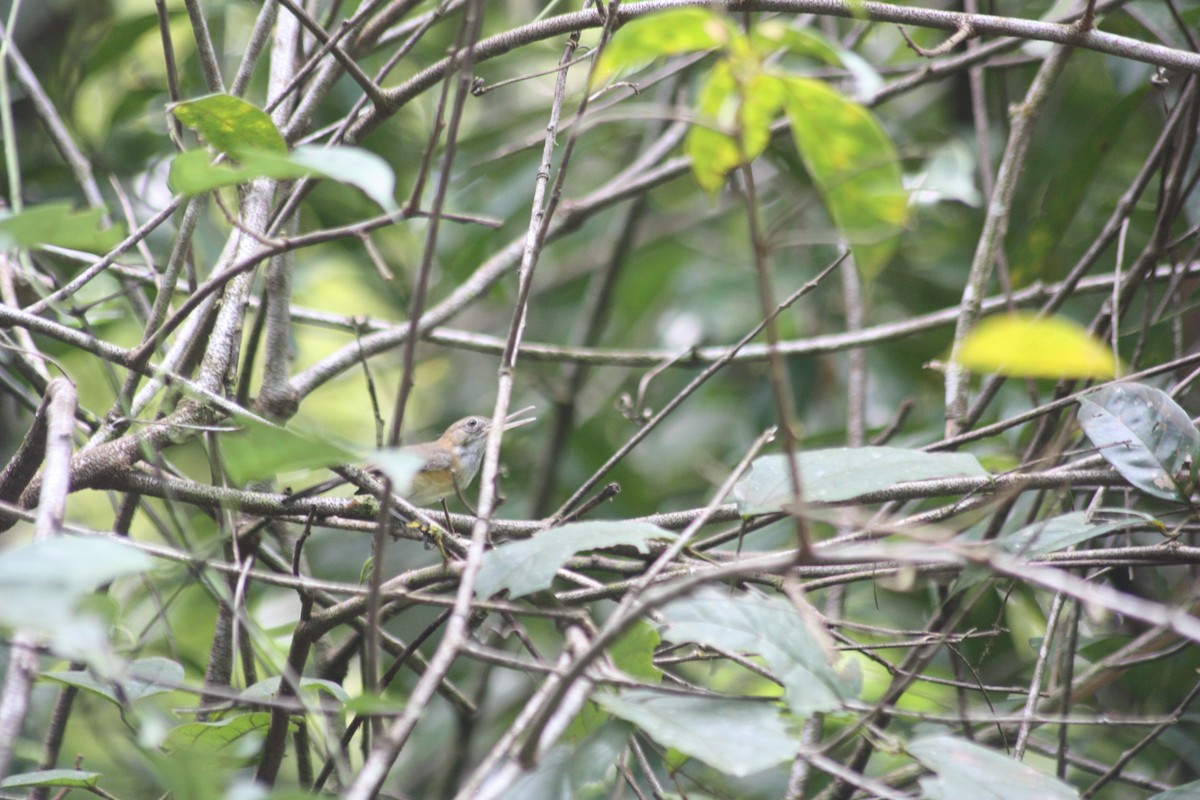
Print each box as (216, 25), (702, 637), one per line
(503, 405), (537, 430)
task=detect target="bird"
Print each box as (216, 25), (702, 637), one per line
(397, 408), (536, 506)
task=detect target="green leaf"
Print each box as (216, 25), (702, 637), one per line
(1149, 780), (1200, 799)
(997, 509), (1160, 557)
(286, 145), (398, 212)
(166, 712), (276, 752)
(750, 21), (842, 66)
(1, 770), (102, 789)
(0, 203), (125, 252)
(0, 535), (152, 633)
(593, 690), (797, 777)
(608, 621), (662, 685)
(1011, 88), (1146, 285)
(239, 675), (350, 705)
(910, 734), (1079, 800)
(344, 694), (408, 715)
(170, 94), (286, 155)
(730, 448), (988, 514)
(169, 146), (398, 211)
(508, 723), (629, 799)
(1077, 382), (1200, 501)
(658, 587), (859, 714)
(220, 418), (354, 485)
(593, 8), (735, 85)
(167, 149), (307, 195)
(956, 313), (1118, 378)
(85, 12), (176, 75)
(686, 65), (787, 194)
(782, 76), (909, 279)
(43, 657), (184, 707)
(475, 521), (674, 599)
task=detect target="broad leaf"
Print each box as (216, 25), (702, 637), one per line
(956, 313), (1118, 378)
(1077, 382), (1200, 501)
(476, 521), (674, 599)
(686, 65), (787, 193)
(751, 22), (842, 65)
(0, 536), (152, 633)
(594, 690), (797, 777)
(167, 713), (276, 752)
(608, 620), (663, 685)
(1011, 88), (1146, 285)
(593, 8), (735, 85)
(1149, 780), (1200, 799)
(730, 447), (988, 513)
(169, 94), (286, 155)
(44, 657), (183, 707)
(169, 145), (398, 211)
(658, 587), (859, 714)
(910, 734), (1079, 800)
(1, 770), (102, 789)
(0, 203), (125, 252)
(782, 76), (909, 279)
(285, 145), (398, 211)
(997, 509), (1160, 557)
(239, 676), (350, 705)
(220, 418), (354, 485)
(508, 723), (629, 799)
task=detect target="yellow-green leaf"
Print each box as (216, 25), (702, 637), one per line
(170, 93), (286, 156)
(782, 77), (909, 279)
(685, 66), (787, 194)
(0, 203), (125, 252)
(592, 8), (736, 86)
(955, 313), (1118, 379)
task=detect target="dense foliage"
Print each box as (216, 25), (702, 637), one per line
(2, 0), (1200, 798)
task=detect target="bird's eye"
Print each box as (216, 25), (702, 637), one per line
(467, 419), (479, 428)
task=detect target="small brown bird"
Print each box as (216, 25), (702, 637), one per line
(398, 408), (536, 506)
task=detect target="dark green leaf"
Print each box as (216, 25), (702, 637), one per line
(170, 94), (286, 155)
(730, 448), (988, 514)
(0, 203), (125, 252)
(1077, 382), (1200, 501)
(475, 521), (674, 599)
(1012, 88), (1147, 284)
(593, 690), (797, 777)
(85, 12), (175, 75)
(658, 587), (859, 713)
(910, 735), (1079, 800)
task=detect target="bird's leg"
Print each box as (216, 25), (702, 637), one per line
(453, 483), (479, 517)
(430, 498), (452, 562)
